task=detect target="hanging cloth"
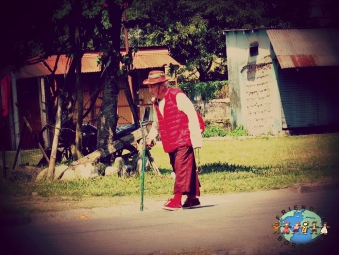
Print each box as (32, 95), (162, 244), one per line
(1, 75), (11, 117)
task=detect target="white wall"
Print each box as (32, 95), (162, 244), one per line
(226, 29), (282, 135)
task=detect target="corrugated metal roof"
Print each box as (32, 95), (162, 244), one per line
(126, 47), (181, 69)
(267, 28), (339, 69)
(132, 53), (181, 69)
(0, 63), (51, 80)
(3, 47), (181, 80)
(42, 53), (102, 75)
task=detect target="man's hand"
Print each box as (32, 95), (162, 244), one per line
(146, 137), (155, 148)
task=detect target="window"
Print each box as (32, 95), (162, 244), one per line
(250, 42), (259, 57)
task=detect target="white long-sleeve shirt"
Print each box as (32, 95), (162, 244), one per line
(147, 93), (203, 149)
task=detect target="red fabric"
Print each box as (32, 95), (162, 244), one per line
(1, 75), (11, 117)
(153, 88), (192, 153)
(169, 146), (200, 196)
(173, 192), (182, 204)
(197, 112), (205, 133)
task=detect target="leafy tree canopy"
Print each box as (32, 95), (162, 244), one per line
(0, 0), (131, 69)
(124, 0), (318, 82)
(1, 0), (330, 76)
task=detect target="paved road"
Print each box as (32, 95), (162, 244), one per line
(1, 188), (338, 255)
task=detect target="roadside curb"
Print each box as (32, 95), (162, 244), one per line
(290, 180), (339, 193)
(0, 215), (31, 227)
(1, 182), (338, 228)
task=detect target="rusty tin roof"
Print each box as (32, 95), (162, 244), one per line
(6, 47), (181, 80)
(267, 28), (339, 69)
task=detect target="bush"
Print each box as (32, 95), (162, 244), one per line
(228, 125), (248, 137)
(203, 125), (248, 138)
(203, 125), (228, 137)
(178, 80), (228, 101)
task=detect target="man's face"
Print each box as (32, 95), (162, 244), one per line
(148, 83), (162, 98)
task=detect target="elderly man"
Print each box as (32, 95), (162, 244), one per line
(144, 70), (203, 210)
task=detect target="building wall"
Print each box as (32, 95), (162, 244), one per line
(225, 29), (282, 135)
(4, 72), (144, 150)
(81, 72), (103, 126)
(73, 72), (145, 127)
(196, 99), (231, 128)
(15, 77), (41, 149)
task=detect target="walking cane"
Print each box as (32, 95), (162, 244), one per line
(139, 107), (151, 212)
(140, 121), (147, 211)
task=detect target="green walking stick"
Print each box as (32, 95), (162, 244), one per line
(140, 122), (146, 211)
(139, 107), (150, 212)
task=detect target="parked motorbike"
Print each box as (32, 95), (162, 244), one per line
(37, 107), (151, 168)
(37, 122), (141, 166)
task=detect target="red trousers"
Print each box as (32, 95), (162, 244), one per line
(169, 146), (201, 196)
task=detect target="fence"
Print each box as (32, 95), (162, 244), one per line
(2, 127), (44, 177)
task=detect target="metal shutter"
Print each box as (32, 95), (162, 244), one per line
(278, 67), (339, 128)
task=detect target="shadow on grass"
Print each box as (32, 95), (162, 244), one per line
(198, 162), (271, 175)
(158, 162), (272, 176)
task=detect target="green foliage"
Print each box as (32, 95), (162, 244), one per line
(0, 0), (131, 68)
(228, 125), (248, 137)
(125, 0), (227, 82)
(202, 124), (248, 138)
(202, 125), (228, 138)
(124, 0), (319, 83)
(178, 80), (228, 101)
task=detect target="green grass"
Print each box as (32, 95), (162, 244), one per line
(1, 133), (339, 199)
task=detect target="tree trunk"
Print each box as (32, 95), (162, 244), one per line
(97, 1), (126, 156)
(97, 64), (120, 153)
(124, 76), (140, 128)
(74, 51), (84, 160)
(47, 95), (63, 179)
(197, 60), (213, 82)
(72, 127), (144, 167)
(0, 85), (6, 179)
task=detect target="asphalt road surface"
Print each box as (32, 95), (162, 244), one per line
(1, 188), (338, 255)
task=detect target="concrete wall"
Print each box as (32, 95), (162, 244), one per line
(225, 29), (282, 135)
(195, 99), (231, 128)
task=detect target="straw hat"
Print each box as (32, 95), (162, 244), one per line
(143, 70), (170, 85)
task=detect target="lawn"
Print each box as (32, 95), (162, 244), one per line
(1, 133), (338, 199)
(153, 133), (339, 193)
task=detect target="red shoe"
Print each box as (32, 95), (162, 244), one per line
(182, 197), (201, 209)
(162, 198), (182, 211)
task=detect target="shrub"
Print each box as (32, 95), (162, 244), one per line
(203, 125), (248, 137)
(178, 80), (228, 101)
(203, 125), (228, 138)
(228, 125), (248, 137)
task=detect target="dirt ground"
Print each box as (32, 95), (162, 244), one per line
(2, 180), (339, 218)
(2, 165), (339, 220)
(0, 163), (168, 219)
(0, 194), (160, 216)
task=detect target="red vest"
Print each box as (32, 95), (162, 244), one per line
(153, 88), (192, 153)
